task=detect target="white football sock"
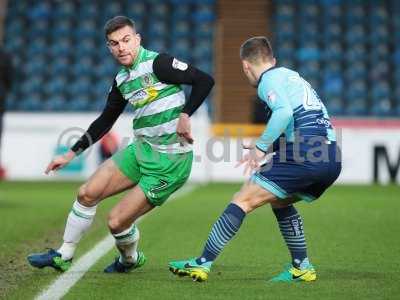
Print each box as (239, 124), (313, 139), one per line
(113, 223), (140, 265)
(58, 200), (97, 260)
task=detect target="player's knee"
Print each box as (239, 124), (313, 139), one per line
(232, 192), (254, 213)
(77, 184), (99, 207)
(107, 214), (125, 234)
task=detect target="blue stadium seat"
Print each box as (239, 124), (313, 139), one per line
(25, 57), (46, 77)
(370, 98), (392, 116)
(299, 23), (319, 42)
(278, 23), (295, 41)
(43, 95), (68, 112)
(371, 82), (390, 100)
(345, 25), (366, 44)
(345, 4), (365, 24)
(26, 38), (47, 57)
(345, 80), (367, 100)
(94, 79), (111, 101)
(28, 2), (51, 21)
(44, 77), (67, 97)
(345, 97), (368, 116)
(394, 87), (400, 114)
(368, 62), (389, 82)
(93, 60), (117, 79)
(52, 2), (75, 19)
(276, 4), (294, 23)
(369, 6), (389, 25)
(296, 44), (321, 61)
(50, 20), (73, 38)
(2, 1), (204, 113)
(323, 42), (342, 61)
(18, 94), (43, 111)
(325, 96), (344, 115)
(192, 4), (215, 22)
(170, 20), (191, 39)
(344, 62), (367, 82)
(273, 0), (400, 116)
(127, 2), (146, 20)
(170, 4), (191, 20)
(21, 77), (43, 96)
(393, 49), (400, 65)
(369, 25), (389, 44)
(49, 57), (70, 76)
(148, 20), (168, 39)
(49, 39), (72, 58)
(195, 23), (214, 39)
(151, 2), (169, 19)
(68, 96), (91, 111)
(78, 3), (98, 19)
(322, 67), (343, 95)
(170, 39), (191, 61)
(69, 77), (92, 99)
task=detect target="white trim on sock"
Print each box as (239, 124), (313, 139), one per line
(58, 242), (76, 261)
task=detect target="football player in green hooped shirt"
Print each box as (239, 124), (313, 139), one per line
(27, 16), (214, 273)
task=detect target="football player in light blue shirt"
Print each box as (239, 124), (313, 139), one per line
(169, 37), (341, 282)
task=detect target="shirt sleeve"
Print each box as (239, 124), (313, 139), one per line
(255, 75), (293, 152)
(70, 80), (127, 155)
(152, 53), (214, 116)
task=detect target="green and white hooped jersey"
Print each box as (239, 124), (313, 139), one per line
(115, 46), (191, 154)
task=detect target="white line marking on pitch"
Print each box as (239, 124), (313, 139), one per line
(35, 184), (197, 300)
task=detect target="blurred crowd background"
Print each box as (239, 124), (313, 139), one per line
(1, 0), (399, 117)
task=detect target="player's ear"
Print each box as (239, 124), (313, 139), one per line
(242, 60), (250, 71)
(135, 33), (141, 45)
(106, 38), (112, 53)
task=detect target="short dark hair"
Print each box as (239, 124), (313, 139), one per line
(240, 36), (274, 64)
(104, 16), (136, 38)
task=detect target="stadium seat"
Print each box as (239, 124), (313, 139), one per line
(6, 0), (399, 116)
(4, 0), (215, 112)
(273, 0), (399, 116)
(345, 97), (368, 116)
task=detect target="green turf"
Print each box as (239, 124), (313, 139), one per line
(1, 182), (399, 300)
(0, 181), (120, 299)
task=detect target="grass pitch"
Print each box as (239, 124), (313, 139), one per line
(0, 182), (399, 299)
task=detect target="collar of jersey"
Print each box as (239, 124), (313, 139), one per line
(124, 46), (145, 71)
(257, 65), (279, 87)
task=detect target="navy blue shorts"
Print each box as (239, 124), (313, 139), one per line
(251, 140), (342, 202)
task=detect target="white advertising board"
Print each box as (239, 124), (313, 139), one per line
(2, 114), (400, 184)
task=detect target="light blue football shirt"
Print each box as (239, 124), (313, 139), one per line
(256, 66), (336, 152)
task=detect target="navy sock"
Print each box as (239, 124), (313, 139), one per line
(196, 203), (246, 264)
(273, 205), (308, 268)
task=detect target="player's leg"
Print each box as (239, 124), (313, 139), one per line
(269, 142), (341, 282)
(169, 181), (280, 281)
(105, 142), (193, 273)
(27, 146), (138, 271)
(269, 199), (317, 282)
(57, 158), (136, 260)
(270, 199), (309, 269)
(104, 185), (154, 273)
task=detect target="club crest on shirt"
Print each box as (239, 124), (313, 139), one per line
(141, 74), (154, 87)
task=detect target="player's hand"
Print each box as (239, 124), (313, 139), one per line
(45, 150), (76, 174)
(176, 113), (194, 144)
(241, 140), (255, 150)
(235, 148), (266, 176)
